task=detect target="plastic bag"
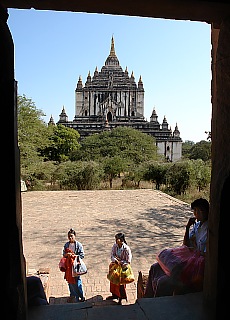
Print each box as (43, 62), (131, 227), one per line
(72, 255), (87, 276)
(107, 262), (121, 285)
(107, 262), (134, 285)
(120, 264), (135, 285)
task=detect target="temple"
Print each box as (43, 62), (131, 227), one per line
(54, 36), (182, 162)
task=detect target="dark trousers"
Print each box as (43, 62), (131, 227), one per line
(144, 262), (176, 298)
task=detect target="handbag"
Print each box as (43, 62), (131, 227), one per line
(72, 255), (87, 276)
(59, 257), (67, 272)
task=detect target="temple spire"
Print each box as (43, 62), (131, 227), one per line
(109, 36), (116, 57)
(105, 36), (120, 67)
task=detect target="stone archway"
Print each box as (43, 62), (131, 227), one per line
(3, 2), (230, 319)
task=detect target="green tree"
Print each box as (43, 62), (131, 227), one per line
(191, 159), (211, 191)
(56, 160), (103, 190)
(167, 161), (193, 195)
(102, 156), (128, 188)
(189, 140), (211, 162)
(182, 140), (195, 159)
(21, 161), (57, 190)
(122, 162), (148, 188)
(144, 161), (170, 190)
(73, 126), (158, 164)
(17, 94), (50, 168)
(41, 124), (81, 162)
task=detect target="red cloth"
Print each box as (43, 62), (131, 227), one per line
(110, 282), (127, 299)
(156, 245), (194, 276)
(156, 245), (205, 291)
(59, 257), (67, 272)
(64, 248), (76, 284)
(180, 251), (205, 291)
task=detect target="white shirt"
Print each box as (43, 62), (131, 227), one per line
(189, 220), (208, 253)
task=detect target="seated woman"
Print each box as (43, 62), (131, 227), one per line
(26, 276), (49, 306)
(144, 198), (209, 298)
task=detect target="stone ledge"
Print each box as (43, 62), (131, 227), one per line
(27, 267), (50, 301)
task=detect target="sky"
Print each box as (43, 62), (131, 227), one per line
(7, 8), (212, 143)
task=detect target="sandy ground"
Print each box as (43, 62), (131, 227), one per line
(21, 189), (191, 306)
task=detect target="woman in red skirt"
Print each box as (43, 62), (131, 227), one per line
(106, 232), (132, 305)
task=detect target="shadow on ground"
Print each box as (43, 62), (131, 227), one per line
(49, 294), (120, 307)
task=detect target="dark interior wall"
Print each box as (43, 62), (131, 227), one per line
(2, 0), (230, 23)
(0, 6), (27, 319)
(217, 176), (228, 313)
(202, 24), (219, 311)
(209, 17), (230, 314)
